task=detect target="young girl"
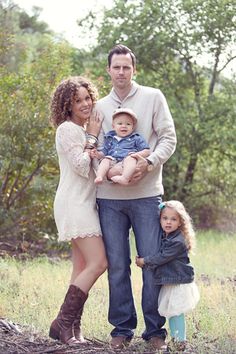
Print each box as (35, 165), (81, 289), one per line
(136, 200), (200, 351)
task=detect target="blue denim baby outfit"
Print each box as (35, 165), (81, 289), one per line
(99, 130), (149, 162)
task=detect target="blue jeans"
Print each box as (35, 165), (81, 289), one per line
(97, 196), (167, 340)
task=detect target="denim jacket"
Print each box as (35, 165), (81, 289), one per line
(144, 229), (194, 285)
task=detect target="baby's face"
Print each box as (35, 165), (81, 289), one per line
(112, 114), (134, 137)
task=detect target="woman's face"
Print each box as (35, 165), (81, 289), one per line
(71, 86), (93, 126)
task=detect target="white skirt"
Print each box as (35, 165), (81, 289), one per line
(158, 282), (200, 319)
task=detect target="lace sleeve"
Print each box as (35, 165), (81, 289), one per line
(56, 122), (91, 178)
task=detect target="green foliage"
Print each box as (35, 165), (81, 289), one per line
(0, 0), (52, 71)
(0, 0), (236, 242)
(0, 2), (74, 240)
(81, 0), (236, 229)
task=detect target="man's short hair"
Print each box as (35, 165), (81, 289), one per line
(108, 44), (136, 68)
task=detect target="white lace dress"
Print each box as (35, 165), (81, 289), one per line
(54, 121), (102, 242)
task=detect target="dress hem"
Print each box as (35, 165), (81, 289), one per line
(58, 233), (102, 242)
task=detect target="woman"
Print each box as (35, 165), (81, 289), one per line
(49, 76), (107, 344)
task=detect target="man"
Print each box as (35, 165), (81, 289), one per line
(96, 44), (177, 350)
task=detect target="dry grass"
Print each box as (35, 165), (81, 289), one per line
(0, 231), (235, 353)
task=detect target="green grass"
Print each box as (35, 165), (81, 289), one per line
(0, 231), (235, 353)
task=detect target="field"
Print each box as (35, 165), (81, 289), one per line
(0, 231), (235, 353)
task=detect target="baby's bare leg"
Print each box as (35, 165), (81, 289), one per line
(111, 156), (137, 185)
(94, 158), (112, 184)
(106, 161), (123, 179)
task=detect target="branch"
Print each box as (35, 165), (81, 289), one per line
(7, 159), (42, 209)
(0, 339), (28, 353)
(184, 57), (204, 119)
(6, 168), (22, 209)
(218, 54), (236, 74)
(194, 190), (215, 198)
(209, 46), (221, 96)
(0, 168), (11, 195)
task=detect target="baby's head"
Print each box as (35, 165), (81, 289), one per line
(112, 108), (137, 137)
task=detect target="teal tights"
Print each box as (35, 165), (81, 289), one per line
(169, 313), (186, 341)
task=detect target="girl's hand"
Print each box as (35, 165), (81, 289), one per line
(135, 256), (145, 268)
(86, 111), (102, 137)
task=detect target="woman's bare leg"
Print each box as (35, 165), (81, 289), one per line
(71, 236), (107, 294)
(70, 241), (86, 284)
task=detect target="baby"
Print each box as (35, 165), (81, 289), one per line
(94, 108), (150, 185)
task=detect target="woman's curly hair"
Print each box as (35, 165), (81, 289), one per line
(160, 200), (196, 251)
(49, 76), (98, 127)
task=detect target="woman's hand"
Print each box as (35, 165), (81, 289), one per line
(86, 111), (102, 137)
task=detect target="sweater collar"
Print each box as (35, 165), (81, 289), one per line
(110, 81), (139, 103)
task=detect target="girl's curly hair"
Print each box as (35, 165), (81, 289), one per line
(160, 200), (196, 251)
(49, 76), (98, 127)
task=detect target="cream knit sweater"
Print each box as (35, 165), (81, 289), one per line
(95, 81), (177, 200)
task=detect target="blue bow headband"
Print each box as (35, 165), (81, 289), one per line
(159, 202), (166, 210)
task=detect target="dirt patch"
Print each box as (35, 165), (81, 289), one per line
(0, 319), (125, 354)
(0, 319), (167, 354)
(0, 318), (204, 354)
(1, 315), (235, 353)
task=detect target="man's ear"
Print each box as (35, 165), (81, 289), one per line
(106, 66), (111, 76)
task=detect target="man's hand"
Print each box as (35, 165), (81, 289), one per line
(135, 256), (145, 268)
(128, 154), (149, 184)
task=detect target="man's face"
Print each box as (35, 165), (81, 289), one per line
(107, 53), (136, 90)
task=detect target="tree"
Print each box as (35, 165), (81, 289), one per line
(0, 0), (52, 71)
(80, 0), (236, 229)
(0, 0), (104, 243)
(0, 1), (74, 240)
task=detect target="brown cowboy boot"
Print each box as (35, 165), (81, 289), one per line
(49, 285), (87, 344)
(73, 294), (88, 342)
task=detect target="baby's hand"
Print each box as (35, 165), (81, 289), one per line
(94, 150), (104, 159)
(89, 148), (98, 159)
(135, 256), (145, 268)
